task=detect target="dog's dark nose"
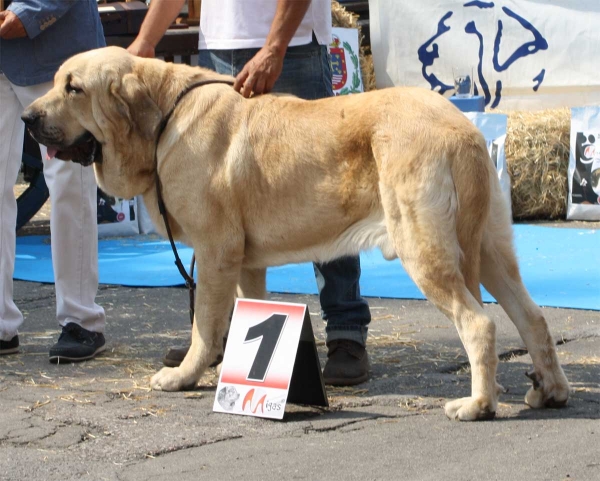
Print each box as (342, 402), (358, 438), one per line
(21, 109), (41, 127)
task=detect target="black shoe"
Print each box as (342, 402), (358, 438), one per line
(0, 335), (19, 355)
(163, 345), (189, 367)
(163, 338), (227, 368)
(322, 339), (370, 386)
(49, 323), (106, 363)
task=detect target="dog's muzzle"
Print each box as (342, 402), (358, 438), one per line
(21, 109), (102, 167)
(30, 129), (103, 167)
(49, 131), (103, 167)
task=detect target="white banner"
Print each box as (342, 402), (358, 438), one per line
(369, 0), (600, 110)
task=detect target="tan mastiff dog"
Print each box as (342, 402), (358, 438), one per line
(23, 46), (569, 421)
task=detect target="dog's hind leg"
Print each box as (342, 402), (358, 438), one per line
(480, 203), (569, 409)
(151, 238), (244, 392)
(380, 163), (499, 421)
(382, 212), (499, 420)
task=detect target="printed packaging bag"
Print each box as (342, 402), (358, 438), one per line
(464, 112), (511, 216)
(97, 188), (139, 237)
(568, 107), (600, 221)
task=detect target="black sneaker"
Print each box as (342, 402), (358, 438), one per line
(0, 335), (19, 355)
(163, 338), (227, 368)
(322, 339), (370, 386)
(49, 323), (106, 363)
(163, 345), (189, 367)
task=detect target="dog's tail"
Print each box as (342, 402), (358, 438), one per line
(450, 131), (494, 304)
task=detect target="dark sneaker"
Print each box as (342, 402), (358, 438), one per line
(163, 345), (189, 367)
(163, 338), (227, 368)
(322, 339), (370, 386)
(0, 335), (19, 355)
(49, 323), (106, 363)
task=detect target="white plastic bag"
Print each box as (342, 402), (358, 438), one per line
(136, 195), (158, 235)
(97, 188), (139, 237)
(464, 112), (511, 216)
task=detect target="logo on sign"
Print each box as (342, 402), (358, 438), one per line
(330, 35), (348, 90)
(584, 144), (597, 162)
(217, 386), (240, 411)
(242, 389), (267, 414)
(330, 32), (363, 95)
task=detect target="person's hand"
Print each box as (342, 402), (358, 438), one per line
(0, 10), (27, 39)
(234, 46), (284, 98)
(127, 37), (156, 58)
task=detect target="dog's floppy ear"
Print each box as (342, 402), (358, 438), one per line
(110, 73), (162, 140)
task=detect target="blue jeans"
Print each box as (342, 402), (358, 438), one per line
(198, 38), (371, 345)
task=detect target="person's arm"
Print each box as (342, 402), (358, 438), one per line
(234, 0), (311, 98)
(0, 0), (78, 40)
(127, 0), (185, 58)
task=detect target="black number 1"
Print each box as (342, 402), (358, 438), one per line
(244, 313), (288, 382)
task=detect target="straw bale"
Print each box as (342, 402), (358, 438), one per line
(504, 108), (570, 219)
(331, 1), (376, 92)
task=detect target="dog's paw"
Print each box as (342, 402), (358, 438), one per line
(444, 397), (496, 421)
(151, 367), (196, 392)
(524, 370), (569, 409)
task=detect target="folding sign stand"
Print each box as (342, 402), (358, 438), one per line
(287, 313), (328, 407)
(213, 299), (328, 420)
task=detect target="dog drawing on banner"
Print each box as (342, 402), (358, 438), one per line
(418, 1), (548, 108)
(23, 47), (570, 421)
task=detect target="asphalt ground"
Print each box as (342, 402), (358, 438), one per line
(1, 280), (599, 481)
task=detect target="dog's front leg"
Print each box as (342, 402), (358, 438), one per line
(151, 245), (242, 392)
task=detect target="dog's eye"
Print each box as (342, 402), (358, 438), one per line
(66, 83), (83, 95)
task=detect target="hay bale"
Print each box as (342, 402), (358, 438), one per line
(331, 0), (359, 29)
(505, 109), (570, 220)
(361, 53), (377, 93)
(331, 1), (376, 92)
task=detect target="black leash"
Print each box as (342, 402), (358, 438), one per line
(154, 79), (235, 324)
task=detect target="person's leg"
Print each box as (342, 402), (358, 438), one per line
(12, 81), (106, 363)
(230, 41), (371, 384)
(0, 75), (25, 354)
(274, 40), (371, 384)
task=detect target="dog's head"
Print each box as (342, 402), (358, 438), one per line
(22, 46), (164, 197)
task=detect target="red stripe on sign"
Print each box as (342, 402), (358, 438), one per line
(220, 371), (290, 390)
(235, 299), (306, 323)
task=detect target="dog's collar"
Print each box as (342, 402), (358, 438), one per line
(154, 79), (235, 324)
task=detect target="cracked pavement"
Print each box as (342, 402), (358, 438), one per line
(1, 280), (599, 481)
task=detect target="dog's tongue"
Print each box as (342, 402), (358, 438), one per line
(46, 147), (58, 160)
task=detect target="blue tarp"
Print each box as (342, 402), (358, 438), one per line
(14, 224), (599, 311)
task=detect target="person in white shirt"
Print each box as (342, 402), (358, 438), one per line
(128, 0), (372, 386)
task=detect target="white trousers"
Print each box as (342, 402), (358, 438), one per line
(0, 75), (105, 341)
